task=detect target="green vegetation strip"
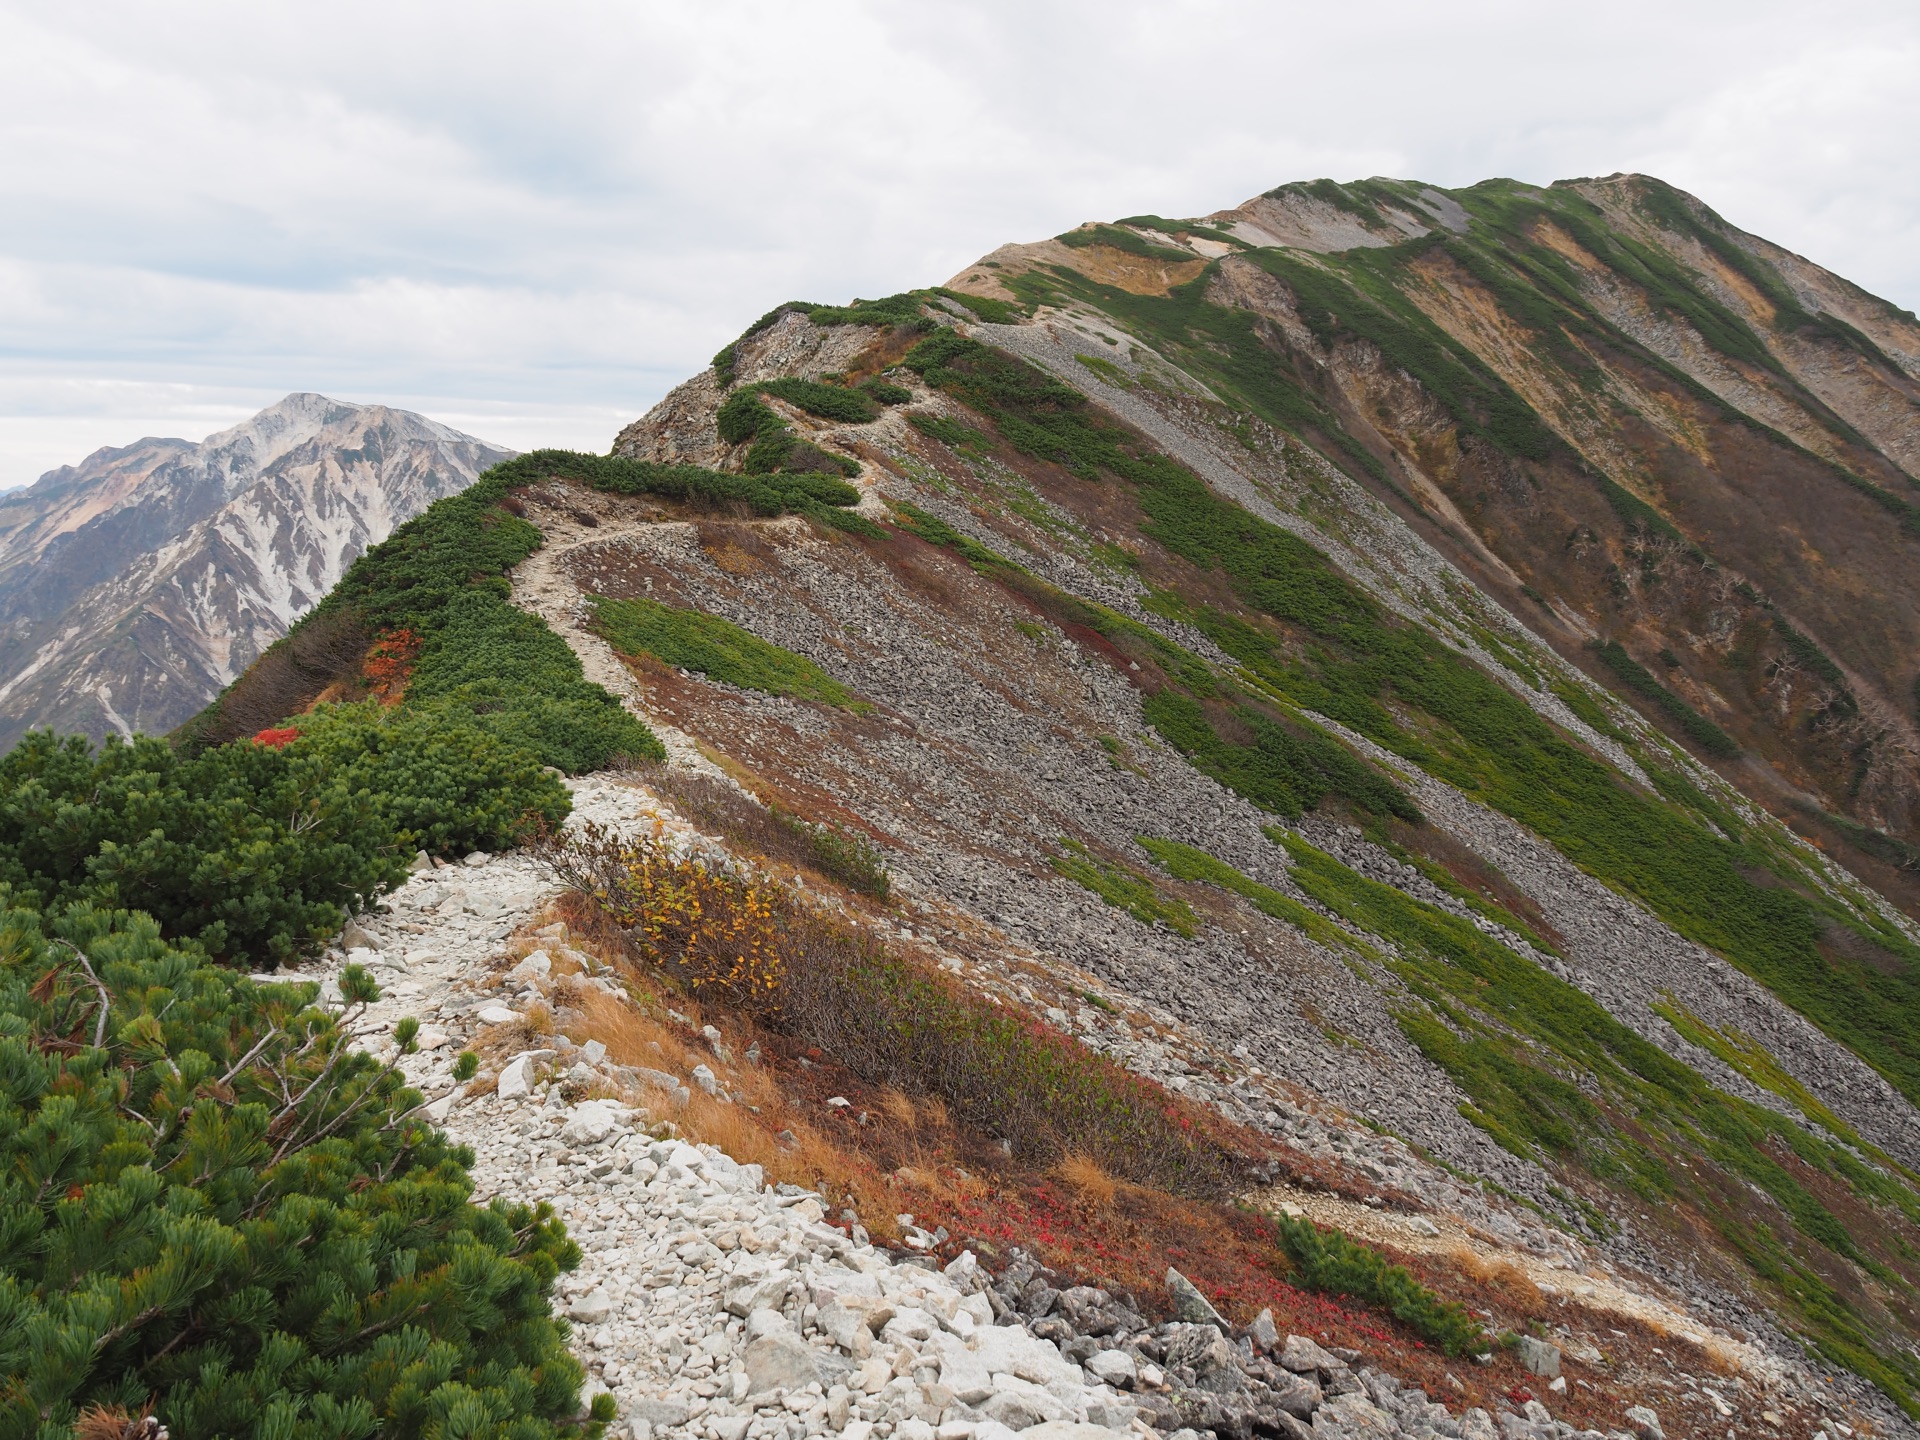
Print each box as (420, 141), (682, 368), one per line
(0, 902), (599, 1437)
(1271, 827), (1920, 1410)
(1138, 838), (1351, 949)
(1269, 1212), (1484, 1357)
(886, 496), (1416, 823)
(587, 595), (867, 711)
(1592, 641), (1740, 758)
(899, 329), (1920, 1117)
(1049, 839), (1197, 937)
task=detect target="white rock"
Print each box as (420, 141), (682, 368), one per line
(744, 1331), (821, 1396)
(561, 1100), (626, 1147)
(497, 1054), (538, 1101)
(975, 1328), (1081, 1387)
(882, 1308), (939, 1344)
(507, 950), (553, 984)
(930, 1332), (994, 1404)
(478, 1004), (518, 1025)
(1083, 1351), (1135, 1388)
(568, 1290), (613, 1323)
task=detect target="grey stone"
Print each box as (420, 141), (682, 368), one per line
(629, 1398), (690, 1428)
(1622, 1406), (1662, 1440)
(1248, 1308), (1279, 1353)
(1271, 1375), (1322, 1418)
(712, 1418), (752, 1440)
(1514, 1337), (1560, 1378)
(1084, 1349), (1137, 1388)
(981, 1381), (1067, 1430)
(744, 1331), (821, 1396)
(1310, 1391), (1399, 1438)
(1279, 1335), (1345, 1376)
(1165, 1267), (1227, 1328)
(341, 919), (379, 950)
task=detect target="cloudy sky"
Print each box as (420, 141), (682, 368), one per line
(2, 0), (1915, 489)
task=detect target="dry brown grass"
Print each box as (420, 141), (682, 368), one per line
(1053, 1152), (1120, 1210)
(1445, 1242), (1544, 1313)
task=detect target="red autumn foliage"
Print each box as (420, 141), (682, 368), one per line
(251, 727), (300, 749)
(363, 627), (422, 701)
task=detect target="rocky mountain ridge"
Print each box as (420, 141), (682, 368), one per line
(57, 169), (1920, 1440)
(0, 392), (512, 748)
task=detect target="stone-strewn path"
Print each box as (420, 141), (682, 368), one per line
(261, 771), (1794, 1440)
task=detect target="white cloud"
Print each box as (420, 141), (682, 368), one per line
(2, 0), (1915, 489)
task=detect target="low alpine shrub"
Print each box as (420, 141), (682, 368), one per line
(640, 770), (891, 900)
(587, 596), (866, 711)
(1591, 640), (1740, 759)
(0, 709), (570, 967)
(0, 899), (601, 1440)
(544, 828), (1234, 1197)
(1268, 1212), (1484, 1356)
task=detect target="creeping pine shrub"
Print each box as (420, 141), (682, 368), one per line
(1591, 641), (1740, 759)
(0, 900), (601, 1440)
(0, 712), (567, 968)
(286, 702), (571, 856)
(858, 379), (912, 406)
(587, 597), (866, 711)
(1267, 1213), (1484, 1356)
(0, 732), (402, 968)
(715, 388), (862, 479)
(543, 828), (1232, 1196)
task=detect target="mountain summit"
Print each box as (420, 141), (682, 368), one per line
(0, 393), (512, 747)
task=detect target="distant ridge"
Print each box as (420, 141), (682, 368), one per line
(0, 394), (513, 748)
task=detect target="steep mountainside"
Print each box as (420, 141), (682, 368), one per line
(0, 392), (511, 748)
(95, 174), (1920, 1440)
(946, 175), (1920, 895)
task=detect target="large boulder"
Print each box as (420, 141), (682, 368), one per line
(744, 1331), (821, 1396)
(1165, 1267), (1228, 1328)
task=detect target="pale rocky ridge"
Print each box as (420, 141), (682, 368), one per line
(0, 393), (512, 748)
(280, 771), (1833, 1440)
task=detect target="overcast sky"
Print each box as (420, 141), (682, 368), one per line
(2, 0), (1915, 489)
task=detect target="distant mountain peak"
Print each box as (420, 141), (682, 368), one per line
(0, 396), (515, 748)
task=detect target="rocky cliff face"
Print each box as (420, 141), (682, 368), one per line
(0, 393), (512, 747)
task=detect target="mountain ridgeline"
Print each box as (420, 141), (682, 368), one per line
(11, 173), (1920, 1436)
